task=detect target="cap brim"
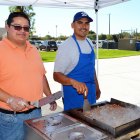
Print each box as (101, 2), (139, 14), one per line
(88, 17), (93, 22)
(73, 16), (93, 23)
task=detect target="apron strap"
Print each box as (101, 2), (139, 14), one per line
(72, 34), (82, 53)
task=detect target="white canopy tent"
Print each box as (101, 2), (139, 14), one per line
(0, 0), (131, 74)
(0, 0), (130, 9)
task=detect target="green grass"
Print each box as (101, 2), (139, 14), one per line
(95, 48), (140, 59)
(39, 51), (57, 62)
(39, 49), (140, 62)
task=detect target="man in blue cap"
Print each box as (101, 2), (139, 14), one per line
(53, 11), (101, 111)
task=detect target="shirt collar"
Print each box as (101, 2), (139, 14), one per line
(3, 38), (33, 50)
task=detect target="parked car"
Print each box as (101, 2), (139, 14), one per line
(29, 40), (40, 49)
(39, 40), (58, 51)
(35, 40), (43, 46)
(56, 40), (64, 47)
(98, 40), (105, 48)
(93, 40), (106, 48)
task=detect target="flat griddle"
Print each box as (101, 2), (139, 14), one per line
(67, 98), (140, 137)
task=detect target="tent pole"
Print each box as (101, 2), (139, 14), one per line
(95, 9), (99, 78)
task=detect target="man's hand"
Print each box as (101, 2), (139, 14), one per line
(49, 101), (57, 111)
(7, 96), (30, 112)
(96, 89), (101, 100)
(71, 79), (88, 95)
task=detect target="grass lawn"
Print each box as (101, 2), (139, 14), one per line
(95, 48), (140, 59)
(39, 51), (57, 62)
(39, 49), (140, 62)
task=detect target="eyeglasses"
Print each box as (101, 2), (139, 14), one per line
(10, 24), (30, 32)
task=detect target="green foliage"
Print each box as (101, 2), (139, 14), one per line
(99, 34), (107, 40)
(120, 32), (131, 39)
(87, 34), (96, 40)
(58, 35), (68, 40)
(44, 35), (52, 40)
(87, 30), (96, 40)
(89, 30), (95, 34)
(106, 35), (113, 40)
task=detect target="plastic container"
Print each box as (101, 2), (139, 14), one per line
(136, 42), (140, 51)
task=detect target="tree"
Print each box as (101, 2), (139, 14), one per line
(99, 34), (107, 40)
(9, 6), (36, 36)
(57, 35), (68, 41)
(44, 35), (52, 40)
(106, 35), (113, 40)
(87, 30), (96, 40)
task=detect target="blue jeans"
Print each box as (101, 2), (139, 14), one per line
(0, 109), (41, 140)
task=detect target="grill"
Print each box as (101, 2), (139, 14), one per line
(24, 113), (107, 140)
(67, 98), (140, 139)
(24, 98), (140, 140)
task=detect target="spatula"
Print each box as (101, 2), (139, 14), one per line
(83, 91), (91, 112)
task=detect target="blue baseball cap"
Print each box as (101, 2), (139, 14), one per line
(73, 11), (93, 23)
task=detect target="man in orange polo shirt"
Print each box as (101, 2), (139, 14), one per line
(0, 12), (57, 140)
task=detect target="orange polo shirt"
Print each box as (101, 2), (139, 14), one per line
(0, 38), (46, 110)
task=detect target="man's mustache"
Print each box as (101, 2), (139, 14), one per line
(80, 28), (87, 31)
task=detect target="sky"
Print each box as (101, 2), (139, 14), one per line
(0, 0), (139, 37)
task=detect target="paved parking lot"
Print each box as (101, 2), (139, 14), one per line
(42, 56), (140, 115)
